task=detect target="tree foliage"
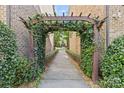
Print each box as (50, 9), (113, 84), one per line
(54, 31), (69, 47)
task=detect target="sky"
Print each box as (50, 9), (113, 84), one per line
(54, 5), (69, 16)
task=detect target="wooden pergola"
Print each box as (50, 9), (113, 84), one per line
(42, 12), (107, 27)
(20, 12), (107, 83)
(41, 12), (107, 83)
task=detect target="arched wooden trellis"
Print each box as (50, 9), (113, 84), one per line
(20, 12), (107, 83)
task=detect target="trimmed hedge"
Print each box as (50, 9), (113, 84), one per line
(100, 35), (124, 88)
(0, 22), (41, 87)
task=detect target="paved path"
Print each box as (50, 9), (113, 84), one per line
(39, 49), (89, 88)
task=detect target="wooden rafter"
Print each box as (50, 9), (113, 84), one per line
(63, 12), (65, 24)
(96, 16), (99, 19)
(54, 12), (56, 17)
(71, 12), (73, 16)
(79, 12), (82, 17)
(45, 12), (48, 17)
(97, 17), (108, 31)
(87, 13), (91, 18)
(42, 16), (95, 24)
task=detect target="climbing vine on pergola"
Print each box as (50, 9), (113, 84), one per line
(20, 12), (107, 83)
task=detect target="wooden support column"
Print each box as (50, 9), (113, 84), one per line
(92, 24), (99, 83)
(63, 12), (65, 24)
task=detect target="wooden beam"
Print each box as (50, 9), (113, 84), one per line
(63, 12), (65, 16)
(69, 12), (73, 23)
(75, 12), (82, 24)
(96, 16), (99, 19)
(79, 12), (82, 16)
(102, 16), (108, 21)
(63, 12), (65, 24)
(45, 12), (48, 17)
(71, 12), (73, 16)
(42, 16), (95, 24)
(88, 13), (91, 18)
(54, 12), (56, 17)
(28, 17), (32, 20)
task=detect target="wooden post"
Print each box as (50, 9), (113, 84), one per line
(92, 25), (99, 83)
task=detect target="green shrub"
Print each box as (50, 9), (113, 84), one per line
(100, 35), (124, 88)
(0, 22), (41, 87)
(0, 56), (41, 87)
(1, 56), (28, 87)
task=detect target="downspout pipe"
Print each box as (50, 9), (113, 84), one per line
(105, 5), (109, 48)
(6, 5), (11, 27)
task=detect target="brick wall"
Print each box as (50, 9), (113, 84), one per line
(69, 5), (105, 18)
(9, 5), (40, 58)
(0, 5), (54, 59)
(0, 6), (7, 23)
(69, 32), (77, 54)
(45, 37), (52, 53)
(109, 5), (124, 43)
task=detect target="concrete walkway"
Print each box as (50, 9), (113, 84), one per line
(39, 49), (89, 88)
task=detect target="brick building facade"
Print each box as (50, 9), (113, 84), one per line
(69, 5), (124, 55)
(0, 6), (8, 23)
(108, 5), (124, 43)
(0, 5), (54, 59)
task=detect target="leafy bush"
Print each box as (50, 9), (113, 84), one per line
(0, 22), (41, 87)
(0, 56), (41, 87)
(100, 35), (124, 88)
